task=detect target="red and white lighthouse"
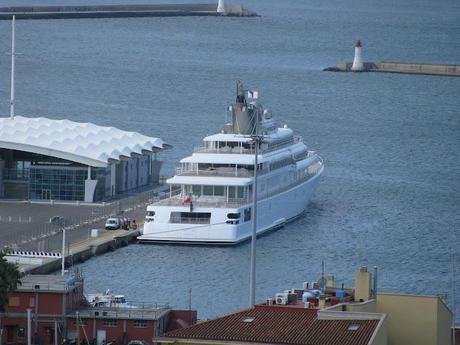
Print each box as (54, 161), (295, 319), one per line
(217, 0), (225, 14)
(351, 40), (364, 71)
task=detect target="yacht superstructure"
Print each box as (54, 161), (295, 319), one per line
(138, 82), (323, 244)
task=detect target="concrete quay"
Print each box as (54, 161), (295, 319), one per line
(324, 61), (460, 77)
(0, 3), (257, 20)
(8, 228), (141, 275)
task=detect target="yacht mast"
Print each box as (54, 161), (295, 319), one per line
(10, 15), (16, 119)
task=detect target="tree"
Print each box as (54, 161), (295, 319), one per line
(0, 250), (21, 311)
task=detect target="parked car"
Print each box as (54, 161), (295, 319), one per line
(105, 218), (121, 230)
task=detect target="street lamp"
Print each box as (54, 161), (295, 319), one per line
(51, 216), (67, 276)
(249, 104), (262, 307)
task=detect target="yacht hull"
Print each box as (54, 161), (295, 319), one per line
(138, 167), (323, 245)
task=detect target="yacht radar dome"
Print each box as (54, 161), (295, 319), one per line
(351, 39), (364, 71)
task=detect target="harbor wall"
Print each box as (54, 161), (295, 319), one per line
(377, 62), (460, 76)
(328, 62), (459, 77)
(0, 4), (257, 19)
(19, 230), (140, 275)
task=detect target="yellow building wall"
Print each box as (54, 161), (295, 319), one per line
(346, 299), (377, 313)
(376, 293), (451, 345)
(437, 298), (453, 345)
(355, 270), (372, 301)
(369, 318), (388, 345)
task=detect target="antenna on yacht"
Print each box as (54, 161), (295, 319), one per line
(10, 15), (16, 119)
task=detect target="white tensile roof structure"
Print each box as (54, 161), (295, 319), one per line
(0, 116), (168, 167)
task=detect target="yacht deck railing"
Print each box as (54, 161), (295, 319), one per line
(193, 136), (303, 155)
(175, 167), (267, 178)
(151, 157), (323, 209)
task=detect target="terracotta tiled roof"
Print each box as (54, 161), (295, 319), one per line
(160, 305), (380, 345)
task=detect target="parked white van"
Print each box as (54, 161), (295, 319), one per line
(105, 218), (121, 230)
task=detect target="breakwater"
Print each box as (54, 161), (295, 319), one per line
(324, 62), (460, 77)
(8, 229), (141, 275)
(0, 3), (257, 20)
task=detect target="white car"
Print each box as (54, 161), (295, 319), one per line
(105, 218), (121, 230)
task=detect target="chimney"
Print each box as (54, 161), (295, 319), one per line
(318, 295), (326, 309)
(373, 266), (378, 298)
(354, 266), (372, 302)
(326, 274), (335, 288)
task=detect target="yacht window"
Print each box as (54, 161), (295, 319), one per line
(214, 186), (225, 196)
(200, 163), (212, 170)
(228, 186), (236, 199)
(244, 208), (252, 222)
(227, 213), (241, 219)
(192, 185), (201, 196)
(170, 212), (211, 224)
(147, 211), (155, 217)
(237, 186), (245, 199)
(203, 185), (213, 195)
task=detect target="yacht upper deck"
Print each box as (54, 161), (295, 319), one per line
(194, 132), (301, 155)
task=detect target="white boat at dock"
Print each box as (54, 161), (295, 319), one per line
(138, 81), (324, 245)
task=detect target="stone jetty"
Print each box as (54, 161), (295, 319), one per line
(0, 3), (257, 20)
(324, 61), (460, 77)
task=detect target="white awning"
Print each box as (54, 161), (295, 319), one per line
(180, 143), (306, 165)
(0, 116), (168, 167)
(167, 176), (252, 186)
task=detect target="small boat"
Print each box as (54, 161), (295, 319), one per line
(86, 289), (131, 308)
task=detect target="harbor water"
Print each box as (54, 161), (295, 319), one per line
(0, 0), (459, 321)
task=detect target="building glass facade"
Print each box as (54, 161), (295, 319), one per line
(1, 148), (160, 202)
(29, 167), (87, 201)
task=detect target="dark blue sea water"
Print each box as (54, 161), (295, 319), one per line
(0, 0), (459, 322)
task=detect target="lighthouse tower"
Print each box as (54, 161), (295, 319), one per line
(217, 0), (225, 14)
(351, 40), (364, 71)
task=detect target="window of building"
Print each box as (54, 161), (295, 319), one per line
(103, 319), (117, 327)
(8, 297), (19, 307)
(133, 320), (147, 328)
(72, 319), (88, 326)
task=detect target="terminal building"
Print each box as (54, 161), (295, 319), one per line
(0, 116), (169, 202)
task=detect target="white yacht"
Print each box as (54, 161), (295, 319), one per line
(138, 82), (323, 245)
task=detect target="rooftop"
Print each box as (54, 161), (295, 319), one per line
(73, 306), (170, 321)
(16, 274), (81, 293)
(159, 305), (380, 345)
(0, 116), (168, 168)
